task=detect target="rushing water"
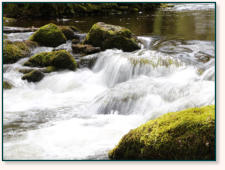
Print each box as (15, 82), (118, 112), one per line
(3, 3), (215, 160)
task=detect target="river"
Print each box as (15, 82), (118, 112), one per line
(3, 3), (215, 160)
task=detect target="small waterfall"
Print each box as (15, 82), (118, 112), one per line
(3, 34), (215, 159)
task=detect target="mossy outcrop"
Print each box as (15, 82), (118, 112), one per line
(29, 23), (66, 47)
(83, 22), (140, 52)
(109, 105), (215, 160)
(22, 70), (44, 82)
(3, 40), (30, 64)
(24, 50), (77, 70)
(3, 81), (13, 89)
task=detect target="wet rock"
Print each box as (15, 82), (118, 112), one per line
(3, 40), (30, 64)
(79, 55), (98, 69)
(83, 22), (140, 52)
(195, 51), (213, 63)
(72, 38), (80, 45)
(22, 70), (44, 82)
(18, 68), (36, 74)
(3, 81), (13, 89)
(109, 105), (215, 160)
(24, 50), (77, 71)
(29, 23), (66, 47)
(72, 43), (101, 55)
(59, 26), (75, 40)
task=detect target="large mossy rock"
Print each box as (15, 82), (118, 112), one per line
(3, 40), (30, 64)
(3, 81), (13, 89)
(109, 105), (215, 160)
(29, 23), (66, 47)
(83, 22), (140, 52)
(24, 50), (77, 70)
(22, 70), (44, 82)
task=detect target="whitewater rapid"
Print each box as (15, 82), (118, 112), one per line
(3, 37), (215, 159)
(3, 3), (215, 159)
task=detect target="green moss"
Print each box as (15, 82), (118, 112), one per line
(59, 26), (74, 40)
(109, 105), (215, 160)
(42, 66), (57, 73)
(29, 23), (66, 47)
(3, 81), (13, 89)
(24, 50), (77, 70)
(22, 70), (44, 82)
(83, 22), (140, 52)
(3, 40), (30, 64)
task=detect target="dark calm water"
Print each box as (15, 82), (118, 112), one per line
(4, 3), (215, 41)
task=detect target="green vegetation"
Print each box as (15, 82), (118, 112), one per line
(3, 3), (160, 18)
(22, 70), (44, 83)
(83, 22), (140, 52)
(109, 105), (215, 160)
(29, 23), (66, 47)
(24, 50), (77, 71)
(3, 81), (13, 89)
(3, 40), (30, 64)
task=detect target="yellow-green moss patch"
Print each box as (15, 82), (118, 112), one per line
(29, 23), (66, 47)
(24, 50), (77, 70)
(83, 22), (140, 52)
(109, 105), (215, 160)
(3, 40), (30, 64)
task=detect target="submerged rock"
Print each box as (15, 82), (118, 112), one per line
(72, 43), (101, 55)
(3, 40), (30, 64)
(109, 105), (215, 160)
(22, 70), (44, 82)
(3, 81), (13, 89)
(24, 50), (77, 70)
(29, 23), (66, 47)
(79, 55), (98, 69)
(83, 22), (140, 52)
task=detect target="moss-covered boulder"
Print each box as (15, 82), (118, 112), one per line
(72, 43), (101, 55)
(22, 70), (44, 82)
(59, 26), (75, 40)
(109, 105), (215, 160)
(83, 22), (140, 52)
(24, 50), (77, 70)
(3, 81), (13, 89)
(3, 40), (30, 64)
(29, 23), (66, 47)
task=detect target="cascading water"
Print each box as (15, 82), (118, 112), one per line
(3, 3), (215, 160)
